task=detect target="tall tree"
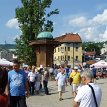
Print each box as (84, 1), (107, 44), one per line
(82, 42), (104, 56)
(15, 0), (59, 65)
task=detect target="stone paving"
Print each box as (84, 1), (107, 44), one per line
(27, 78), (107, 107)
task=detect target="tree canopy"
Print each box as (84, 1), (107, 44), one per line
(82, 42), (104, 56)
(15, 0), (59, 65)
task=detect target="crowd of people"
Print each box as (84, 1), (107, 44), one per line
(0, 59), (103, 107)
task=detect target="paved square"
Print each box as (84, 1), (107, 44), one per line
(27, 79), (107, 107)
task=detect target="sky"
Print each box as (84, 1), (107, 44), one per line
(0, 0), (107, 44)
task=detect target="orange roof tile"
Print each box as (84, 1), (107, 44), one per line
(86, 60), (95, 65)
(54, 33), (82, 43)
(84, 52), (96, 56)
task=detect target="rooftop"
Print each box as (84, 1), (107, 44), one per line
(84, 52), (96, 56)
(37, 32), (53, 39)
(54, 33), (82, 43)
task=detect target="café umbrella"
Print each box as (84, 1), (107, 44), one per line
(0, 58), (13, 66)
(90, 60), (107, 68)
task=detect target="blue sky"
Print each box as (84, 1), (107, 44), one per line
(0, 0), (107, 44)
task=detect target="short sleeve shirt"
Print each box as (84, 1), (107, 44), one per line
(69, 71), (81, 84)
(8, 69), (27, 96)
(74, 83), (102, 107)
(56, 72), (66, 86)
(28, 72), (36, 82)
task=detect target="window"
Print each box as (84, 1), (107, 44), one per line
(63, 56), (64, 60)
(65, 47), (66, 51)
(58, 56), (59, 60)
(68, 47), (70, 51)
(76, 47), (78, 51)
(61, 47), (64, 53)
(75, 56), (78, 61)
(58, 48), (59, 52)
(68, 56), (70, 61)
(65, 55), (67, 61)
(54, 49), (56, 53)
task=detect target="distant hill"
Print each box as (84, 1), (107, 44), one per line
(0, 44), (16, 49)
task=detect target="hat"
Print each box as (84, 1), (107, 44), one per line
(40, 64), (43, 68)
(78, 69), (81, 72)
(74, 66), (78, 70)
(37, 67), (40, 71)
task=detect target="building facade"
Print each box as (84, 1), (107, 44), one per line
(101, 43), (107, 55)
(29, 32), (60, 67)
(54, 33), (82, 67)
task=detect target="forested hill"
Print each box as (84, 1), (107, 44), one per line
(0, 44), (16, 49)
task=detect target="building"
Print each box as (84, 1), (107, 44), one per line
(54, 33), (82, 67)
(100, 43), (107, 61)
(29, 32), (60, 67)
(101, 43), (107, 55)
(0, 49), (17, 61)
(83, 51), (96, 62)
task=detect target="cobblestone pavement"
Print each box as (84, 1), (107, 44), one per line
(27, 78), (107, 107)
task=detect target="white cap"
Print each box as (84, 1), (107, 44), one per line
(40, 64), (43, 68)
(72, 70), (75, 72)
(74, 66), (78, 70)
(78, 69), (81, 72)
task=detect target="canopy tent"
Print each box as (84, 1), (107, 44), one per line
(0, 58), (13, 66)
(90, 60), (107, 68)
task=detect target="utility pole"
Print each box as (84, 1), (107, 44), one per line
(73, 42), (74, 68)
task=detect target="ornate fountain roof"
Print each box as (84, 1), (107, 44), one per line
(37, 32), (53, 39)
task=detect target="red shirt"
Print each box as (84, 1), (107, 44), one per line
(0, 94), (8, 107)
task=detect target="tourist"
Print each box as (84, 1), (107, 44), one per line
(49, 67), (54, 80)
(42, 67), (50, 95)
(35, 68), (42, 94)
(0, 66), (8, 107)
(56, 64), (67, 101)
(69, 66), (81, 97)
(91, 66), (97, 83)
(28, 65), (36, 95)
(8, 60), (29, 107)
(73, 70), (102, 107)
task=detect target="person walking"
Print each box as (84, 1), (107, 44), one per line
(35, 68), (42, 94)
(73, 70), (102, 107)
(56, 64), (67, 101)
(42, 68), (50, 95)
(69, 66), (81, 97)
(28, 65), (36, 95)
(91, 66), (97, 83)
(8, 60), (29, 107)
(0, 66), (8, 107)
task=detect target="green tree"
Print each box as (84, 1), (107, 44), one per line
(82, 42), (104, 56)
(15, 0), (59, 65)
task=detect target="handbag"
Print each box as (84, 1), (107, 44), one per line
(69, 72), (77, 85)
(69, 77), (73, 85)
(88, 84), (98, 107)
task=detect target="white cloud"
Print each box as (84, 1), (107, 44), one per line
(92, 9), (107, 25)
(6, 18), (19, 29)
(99, 26), (107, 41)
(68, 16), (88, 27)
(65, 9), (107, 42)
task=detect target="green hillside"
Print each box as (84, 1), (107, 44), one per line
(0, 44), (16, 49)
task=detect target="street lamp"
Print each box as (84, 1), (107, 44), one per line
(72, 42), (74, 68)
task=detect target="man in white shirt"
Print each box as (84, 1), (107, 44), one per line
(28, 65), (36, 95)
(56, 64), (67, 101)
(73, 69), (102, 107)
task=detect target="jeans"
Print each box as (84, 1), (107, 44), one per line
(43, 80), (49, 94)
(9, 96), (27, 107)
(29, 82), (35, 95)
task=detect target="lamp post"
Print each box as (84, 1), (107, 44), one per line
(73, 42), (74, 68)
